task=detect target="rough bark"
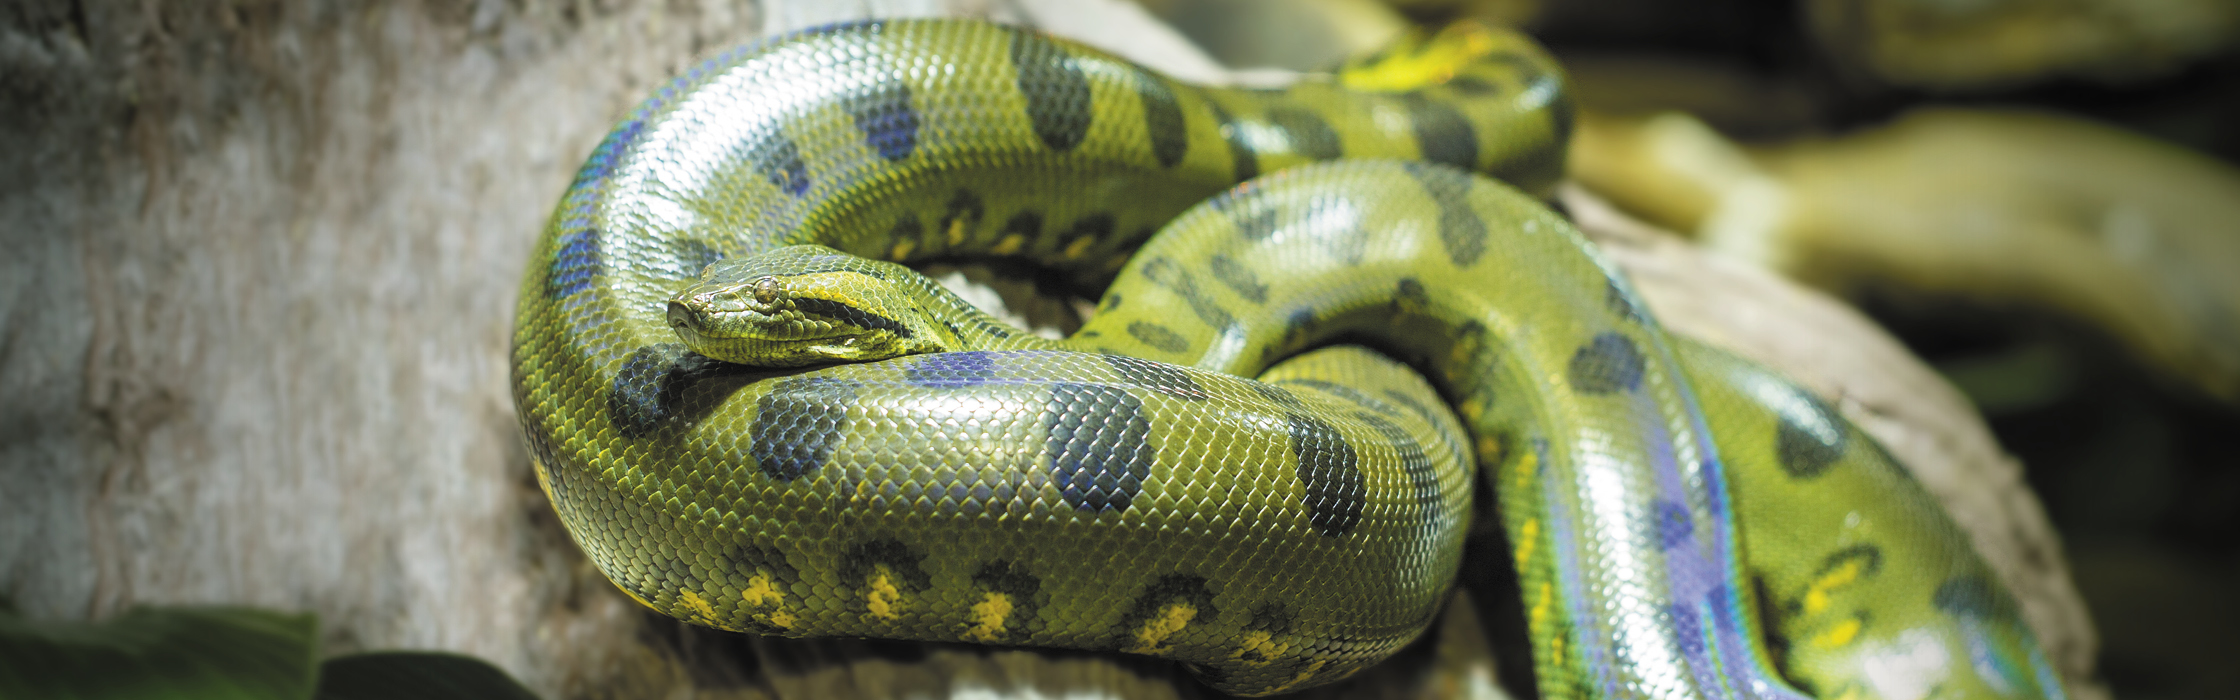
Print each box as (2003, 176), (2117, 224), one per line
(0, 1), (2096, 698)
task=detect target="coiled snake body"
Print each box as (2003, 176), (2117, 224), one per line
(512, 18), (2066, 698)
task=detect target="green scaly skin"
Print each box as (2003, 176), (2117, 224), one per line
(513, 17), (2066, 698)
(1681, 343), (2069, 700)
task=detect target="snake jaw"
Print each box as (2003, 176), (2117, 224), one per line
(665, 282), (934, 367)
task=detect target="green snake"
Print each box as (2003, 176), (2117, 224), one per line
(510, 18), (2069, 699)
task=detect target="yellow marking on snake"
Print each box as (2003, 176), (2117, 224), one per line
(946, 218), (968, 246)
(1339, 22), (1498, 93)
(866, 565), (904, 621)
(1812, 617), (1864, 649)
(989, 234), (1025, 255)
(1517, 518), (1541, 568)
(1128, 603), (1197, 654)
(741, 573), (793, 629)
(1233, 630), (1291, 666)
(1804, 557), (1871, 615)
(763, 606), (798, 629)
(679, 590), (718, 624)
(1062, 236), (1097, 260)
(965, 592), (1014, 642)
(1529, 580), (1554, 644)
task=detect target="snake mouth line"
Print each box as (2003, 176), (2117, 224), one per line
(666, 302), (865, 348)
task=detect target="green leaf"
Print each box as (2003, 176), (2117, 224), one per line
(0, 605), (319, 700)
(314, 652), (540, 700)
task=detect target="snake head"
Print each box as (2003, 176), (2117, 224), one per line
(667, 245), (953, 367)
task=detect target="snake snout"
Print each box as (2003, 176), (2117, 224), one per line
(666, 301), (699, 333)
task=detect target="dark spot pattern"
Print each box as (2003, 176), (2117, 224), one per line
(1126, 321), (1190, 354)
(1394, 277), (1431, 315)
(1452, 320), (1488, 364)
(1567, 332), (1646, 395)
(605, 343), (764, 439)
(570, 118), (644, 187)
(1246, 380), (1306, 408)
(887, 211), (924, 254)
(1100, 353), (1209, 401)
(906, 351), (998, 388)
(1057, 213), (1115, 257)
(1199, 93), (1258, 180)
(1236, 604), (1296, 663)
(1357, 412), (1443, 532)
(838, 538), (933, 593)
(1656, 500), (1695, 549)
(1045, 383), (1153, 512)
(1141, 257), (1236, 330)
(1444, 74), (1499, 96)
(1113, 574), (1220, 650)
(1402, 162), (1488, 267)
(1782, 545), (1884, 616)
(847, 79), (918, 161)
(750, 376), (860, 480)
(1668, 599), (1710, 681)
(547, 229), (602, 299)
(1286, 412), (1366, 537)
(750, 129), (811, 197)
(1775, 389), (1849, 479)
(1280, 308), (1318, 349)
(972, 316), (1025, 341)
(1280, 378), (1401, 417)
(1401, 93), (1477, 169)
(1208, 254), (1267, 304)
(1605, 280), (1647, 324)
(1267, 107), (1342, 160)
(1244, 602), (1294, 633)
(1232, 207), (1279, 241)
(1133, 67), (1188, 168)
(1120, 225), (1160, 251)
(1379, 390), (1439, 426)
(1487, 53), (1572, 148)
(1010, 30), (1093, 152)
(1933, 576), (2015, 621)
(1000, 210), (1043, 244)
(792, 297), (913, 338)
(970, 560), (1044, 640)
(670, 239), (724, 278)
(940, 190), (985, 243)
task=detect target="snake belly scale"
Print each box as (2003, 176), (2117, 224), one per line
(512, 17), (2066, 698)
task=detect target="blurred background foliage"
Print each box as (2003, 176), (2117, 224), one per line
(1142, 1), (2239, 697)
(0, 600), (539, 700)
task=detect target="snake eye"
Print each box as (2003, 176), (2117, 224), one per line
(752, 276), (782, 304)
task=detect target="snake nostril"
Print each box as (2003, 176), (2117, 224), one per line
(666, 301), (696, 331)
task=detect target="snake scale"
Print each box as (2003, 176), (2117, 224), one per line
(511, 18), (2068, 699)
